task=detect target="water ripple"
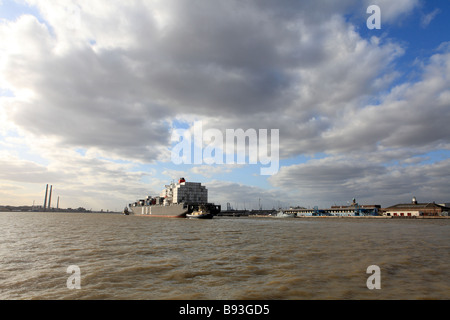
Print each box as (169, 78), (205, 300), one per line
(1, 212), (449, 300)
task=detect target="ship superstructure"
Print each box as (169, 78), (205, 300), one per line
(129, 178), (220, 218)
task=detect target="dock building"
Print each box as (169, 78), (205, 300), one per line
(382, 197), (450, 217)
(285, 199), (380, 217)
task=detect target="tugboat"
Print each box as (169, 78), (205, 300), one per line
(275, 210), (295, 218)
(186, 205), (214, 219)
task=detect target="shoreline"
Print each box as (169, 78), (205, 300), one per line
(242, 215), (450, 220)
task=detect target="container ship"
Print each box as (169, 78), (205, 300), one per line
(127, 178), (221, 218)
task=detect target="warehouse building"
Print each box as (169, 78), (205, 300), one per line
(382, 197), (450, 217)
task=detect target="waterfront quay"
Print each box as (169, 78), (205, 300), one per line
(218, 197), (450, 219)
(217, 213), (449, 219)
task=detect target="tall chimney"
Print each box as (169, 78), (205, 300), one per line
(43, 184), (48, 211)
(57, 196), (60, 210)
(48, 185), (53, 210)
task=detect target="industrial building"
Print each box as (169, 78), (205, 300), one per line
(382, 197), (450, 217)
(285, 199), (380, 217)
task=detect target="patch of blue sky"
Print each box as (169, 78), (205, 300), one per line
(210, 164), (271, 188)
(0, 134), (50, 166)
(279, 153), (328, 167)
(0, 0), (54, 37)
(0, 88), (15, 97)
(155, 159), (271, 189)
(381, 149), (450, 168)
(74, 148), (87, 156)
(412, 149), (450, 165)
(0, 0), (41, 21)
(21, 149), (49, 166)
(128, 162), (152, 172)
(357, 0), (450, 87)
(97, 156), (133, 165)
(166, 137), (330, 187)
(144, 162), (192, 185)
(171, 119), (191, 130)
(0, 124), (19, 136)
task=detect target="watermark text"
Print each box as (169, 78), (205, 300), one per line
(366, 265), (381, 290)
(171, 121), (279, 175)
(66, 265), (81, 290)
(367, 5), (381, 29)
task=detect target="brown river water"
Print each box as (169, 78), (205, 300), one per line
(1, 211), (449, 300)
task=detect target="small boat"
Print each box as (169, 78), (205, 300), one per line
(187, 205), (213, 219)
(276, 210), (295, 218)
(123, 207), (130, 215)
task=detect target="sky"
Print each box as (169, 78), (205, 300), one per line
(1, 0), (449, 211)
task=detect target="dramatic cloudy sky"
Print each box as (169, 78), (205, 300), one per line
(1, 0), (449, 211)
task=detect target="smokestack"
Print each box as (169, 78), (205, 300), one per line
(57, 196), (60, 210)
(43, 184), (48, 211)
(48, 185), (53, 210)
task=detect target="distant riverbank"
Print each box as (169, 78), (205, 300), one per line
(230, 215), (450, 220)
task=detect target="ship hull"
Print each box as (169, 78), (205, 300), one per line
(187, 213), (214, 219)
(130, 203), (221, 218)
(131, 203), (188, 218)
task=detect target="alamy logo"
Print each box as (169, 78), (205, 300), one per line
(367, 5), (381, 29)
(171, 121), (279, 175)
(66, 265), (81, 289)
(366, 265), (381, 290)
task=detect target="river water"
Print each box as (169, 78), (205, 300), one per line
(1, 212), (448, 300)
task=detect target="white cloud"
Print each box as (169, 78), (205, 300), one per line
(421, 8), (441, 28)
(190, 164), (245, 178)
(0, 152), (56, 183)
(363, 0), (419, 23)
(269, 155), (450, 208)
(205, 180), (289, 210)
(0, 0), (416, 163)
(0, 137), (153, 210)
(325, 50), (450, 152)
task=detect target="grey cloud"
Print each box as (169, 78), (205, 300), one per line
(269, 155), (450, 208)
(206, 179), (289, 209)
(1, 0), (437, 165)
(6, 31), (171, 162)
(0, 157), (63, 183)
(0, 149), (153, 209)
(321, 51), (450, 153)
